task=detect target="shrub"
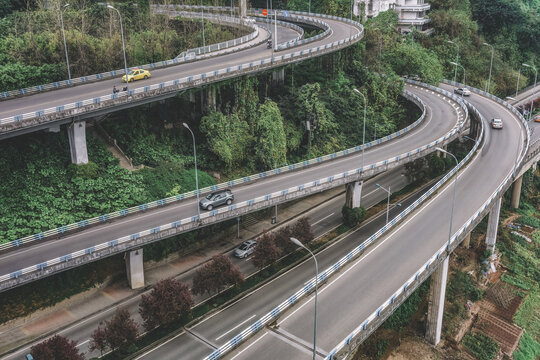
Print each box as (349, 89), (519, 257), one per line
(516, 215), (540, 229)
(341, 205), (366, 227)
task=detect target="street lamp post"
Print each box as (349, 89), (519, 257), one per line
(376, 183), (391, 225)
(483, 42), (494, 93)
(523, 63), (537, 121)
(60, 3), (71, 81)
(183, 123), (201, 220)
(201, 0), (206, 52)
(450, 61), (466, 86)
(289, 237), (318, 360)
(107, 5), (129, 91)
(353, 88), (367, 172)
(447, 40), (459, 83)
(435, 147), (458, 251)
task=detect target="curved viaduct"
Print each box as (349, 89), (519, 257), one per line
(0, 6), (538, 360)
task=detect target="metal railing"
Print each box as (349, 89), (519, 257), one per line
(0, 89), (427, 250)
(0, 10), (364, 129)
(0, 87), (468, 290)
(323, 79), (530, 359)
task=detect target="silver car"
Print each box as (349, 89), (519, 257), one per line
(199, 189), (234, 211)
(454, 87), (471, 96)
(234, 240), (257, 258)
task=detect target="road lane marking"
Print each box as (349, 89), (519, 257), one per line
(215, 314), (257, 341)
(312, 213), (335, 226)
(230, 332), (269, 360)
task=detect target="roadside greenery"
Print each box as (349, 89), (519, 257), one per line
(0, 1), (244, 91)
(462, 331), (499, 360)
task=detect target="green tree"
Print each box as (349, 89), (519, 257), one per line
(255, 100), (287, 170)
(384, 40), (444, 84)
(200, 111), (251, 171)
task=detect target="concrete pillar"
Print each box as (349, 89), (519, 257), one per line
(462, 233), (471, 248)
(206, 87), (216, 111)
(486, 198), (502, 255)
(272, 68), (285, 84)
(425, 256), (449, 345)
(125, 249), (144, 289)
(67, 121), (88, 165)
(345, 181), (363, 209)
(240, 0), (246, 17)
(511, 175), (523, 209)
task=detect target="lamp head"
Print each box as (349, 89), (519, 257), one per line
(182, 122), (190, 130)
(289, 237), (303, 248)
(450, 61), (458, 66)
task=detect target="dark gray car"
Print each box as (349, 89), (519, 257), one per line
(199, 189), (234, 210)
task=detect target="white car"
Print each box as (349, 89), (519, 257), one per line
(491, 118), (503, 129)
(234, 240), (257, 258)
(454, 87), (471, 96)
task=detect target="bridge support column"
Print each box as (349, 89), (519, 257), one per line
(240, 0), (246, 18)
(67, 121), (88, 165)
(273, 68), (285, 84)
(125, 249), (144, 289)
(462, 233), (471, 248)
(486, 198), (502, 255)
(206, 87), (216, 111)
(345, 181), (363, 208)
(511, 175), (523, 209)
(426, 256), (449, 346)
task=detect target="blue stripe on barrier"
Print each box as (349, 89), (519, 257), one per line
(85, 247), (95, 254)
(362, 320), (369, 330)
(33, 233), (44, 241)
(130, 233), (139, 241)
(11, 239), (22, 247)
(139, 204), (148, 211)
(99, 214), (109, 222)
(120, 209), (128, 216)
(247, 199), (255, 206)
(61, 254), (72, 262)
(172, 220), (181, 227)
(251, 320), (262, 332)
(78, 220), (89, 228)
(271, 307), (280, 318)
(37, 262), (47, 270)
(108, 240), (118, 247)
(58, 226), (68, 233)
(288, 294), (297, 305)
(151, 227), (160, 234)
(265, 194), (271, 201)
(10, 270), (22, 279)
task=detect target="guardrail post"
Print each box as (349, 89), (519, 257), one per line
(67, 121), (89, 165)
(125, 248), (144, 289)
(425, 256), (449, 345)
(485, 197), (501, 254)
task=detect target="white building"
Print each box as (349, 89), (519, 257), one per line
(354, 0), (433, 35)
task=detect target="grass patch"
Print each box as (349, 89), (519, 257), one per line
(513, 332), (540, 360)
(462, 331), (499, 360)
(514, 288), (540, 342)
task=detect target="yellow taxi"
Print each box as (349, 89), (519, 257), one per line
(122, 68), (151, 83)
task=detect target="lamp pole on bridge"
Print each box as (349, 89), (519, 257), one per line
(375, 183), (392, 225)
(522, 63), (537, 122)
(183, 123), (201, 220)
(353, 88), (367, 173)
(447, 40), (459, 83)
(450, 62), (466, 86)
(483, 42), (494, 93)
(106, 5), (129, 92)
(290, 237), (318, 360)
(60, 3), (71, 81)
(435, 147), (458, 252)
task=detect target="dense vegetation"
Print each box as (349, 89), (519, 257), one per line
(0, 0), (244, 91)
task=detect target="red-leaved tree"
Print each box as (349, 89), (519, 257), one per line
(192, 254), (245, 296)
(291, 217), (314, 244)
(30, 334), (84, 360)
(139, 278), (194, 331)
(251, 232), (282, 269)
(90, 308), (138, 355)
